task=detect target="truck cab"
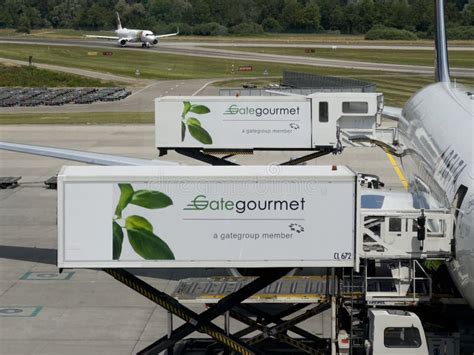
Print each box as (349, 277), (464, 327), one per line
(365, 309), (428, 355)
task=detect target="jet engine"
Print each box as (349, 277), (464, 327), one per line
(118, 39), (127, 47)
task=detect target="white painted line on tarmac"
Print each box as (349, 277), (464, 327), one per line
(127, 82), (156, 99)
(192, 80), (219, 96)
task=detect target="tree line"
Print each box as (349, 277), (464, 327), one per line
(1, 0), (473, 39)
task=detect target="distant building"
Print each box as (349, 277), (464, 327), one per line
(219, 70), (376, 96)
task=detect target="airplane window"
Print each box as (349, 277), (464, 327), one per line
(384, 327), (422, 348)
(342, 101), (368, 114)
(319, 102), (328, 122)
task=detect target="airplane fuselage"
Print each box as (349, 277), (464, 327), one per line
(398, 82), (474, 306)
(116, 28), (158, 47)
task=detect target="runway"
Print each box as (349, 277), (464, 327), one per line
(1, 38), (473, 78)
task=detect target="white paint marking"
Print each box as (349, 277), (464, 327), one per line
(126, 82), (156, 99)
(192, 80), (220, 96)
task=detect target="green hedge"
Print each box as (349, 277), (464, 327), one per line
(447, 26), (474, 40)
(365, 25), (418, 40)
(229, 22), (264, 36)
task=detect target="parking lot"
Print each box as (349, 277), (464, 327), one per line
(0, 87), (131, 107)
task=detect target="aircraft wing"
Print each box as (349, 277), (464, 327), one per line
(85, 35), (120, 40)
(0, 142), (177, 166)
(155, 30), (179, 39)
(383, 106), (403, 121)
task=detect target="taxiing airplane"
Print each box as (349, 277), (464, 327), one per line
(86, 12), (178, 48)
(1, 0), (473, 309)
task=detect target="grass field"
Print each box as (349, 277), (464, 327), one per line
(206, 46), (474, 68)
(1, 28), (473, 46)
(0, 43), (472, 106)
(0, 63), (117, 87)
(0, 112), (153, 124)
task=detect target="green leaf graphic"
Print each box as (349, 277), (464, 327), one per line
(189, 105), (210, 114)
(115, 183), (134, 219)
(188, 124), (213, 144)
(187, 117), (201, 127)
(127, 228), (175, 260)
(181, 121), (186, 141)
(112, 221), (123, 260)
(125, 215), (153, 233)
(182, 101), (191, 118)
(130, 190), (173, 209)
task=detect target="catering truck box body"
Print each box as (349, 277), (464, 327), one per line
(58, 165), (358, 268)
(155, 94), (381, 150)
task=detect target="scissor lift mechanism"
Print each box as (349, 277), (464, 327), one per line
(104, 269), (337, 355)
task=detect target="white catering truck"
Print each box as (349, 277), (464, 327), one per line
(58, 165), (358, 269)
(155, 93), (384, 152)
(57, 165), (453, 354)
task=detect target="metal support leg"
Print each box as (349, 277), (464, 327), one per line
(175, 148), (238, 165)
(229, 308), (326, 355)
(139, 269), (290, 355)
(246, 302), (331, 345)
(279, 150), (332, 165)
(167, 311), (173, 355)
(104, 268), (290, 355)
(331, 296), (337, 355)
(234, 303), (325, 345)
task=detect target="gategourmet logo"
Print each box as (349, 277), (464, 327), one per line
(223, 104), (301, 117)
(184, 194), (306, 214)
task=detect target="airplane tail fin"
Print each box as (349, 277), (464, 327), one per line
(116, 12), (122, 30)
(434, 0), (450, 82)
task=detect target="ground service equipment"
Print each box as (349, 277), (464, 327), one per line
(58, 165), (455, 355)
(155, 93), (385, 160)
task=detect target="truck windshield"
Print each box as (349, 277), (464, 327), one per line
(384, 327), (422, 348)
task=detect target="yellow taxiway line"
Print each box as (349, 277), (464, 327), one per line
(386, 152), (409, 190)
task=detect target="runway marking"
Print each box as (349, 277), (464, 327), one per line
(0, 306), (42, 317)
(20, 271), (75, 281)
(386, 152), (409, 190)
(125, 82), (155, 99)
(192, 80), (219, 96)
